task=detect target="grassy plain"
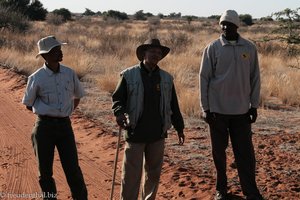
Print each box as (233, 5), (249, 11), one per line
(0, 17), (299, 123)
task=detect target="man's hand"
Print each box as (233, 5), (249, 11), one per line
(116, 113), (128, 129)
(202, 110), (216, 124)
(26, 106), (33, 111)
(177, 131), (185, 145)
(248, 107), (257, 123)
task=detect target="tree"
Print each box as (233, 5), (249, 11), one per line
(168, 12), (181, 18)
(83, 8), (95, 16)
(0, 0), (47, 20)
(105, 10), (128, 20)
(157, 13), (164, 19)
(0, 6), (29, 31)
(0, 0), (30, 13)
(26, 0), (47, 20)
(272, 8), (300, 44)
(52, 8), (72, 21)
(239, 14), (253, 25)
(269, 7), (300, 67)
(134, 10), (147, 20)
(184, 15), (198, 24)
(208, 15), (220, 20)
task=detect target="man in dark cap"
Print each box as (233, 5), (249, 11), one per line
(199, 10), (264, 200)
(112, 38), (185, 200)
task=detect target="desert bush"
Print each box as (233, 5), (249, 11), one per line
(240, 14), (253, 25)
(25, 0), (47, 21)
(46, 13), (65, 25)
(134, 10), (147, 20)
(103, 10), (128, 20)
(0, 0), (47, 21)
(83, 8), (95, 16)
(52, 8), (72, 22)
(164, 31), (191, 54)
(0, 6), (30, 32)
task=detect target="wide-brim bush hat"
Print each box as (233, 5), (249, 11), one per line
(219, 10), (240, 27)
(136, 38), (170, 61)
(36, 35), (66, 58)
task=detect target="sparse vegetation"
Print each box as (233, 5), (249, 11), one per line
(0, 8), (299, 122)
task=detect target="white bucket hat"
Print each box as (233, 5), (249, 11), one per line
(36, 36), (66, 58)
(219, 10), (240, 27)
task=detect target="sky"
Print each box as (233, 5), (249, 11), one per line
(38, 0), (299, 18)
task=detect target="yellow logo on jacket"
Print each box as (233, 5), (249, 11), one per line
(242, 53), (250, 59)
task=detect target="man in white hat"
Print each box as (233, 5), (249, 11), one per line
(22, 36), (87, 199)
(112, 38), (185, 200)
(199, 10), (264, 200)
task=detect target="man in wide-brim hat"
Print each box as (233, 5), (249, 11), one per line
(112, 38), (185, 200)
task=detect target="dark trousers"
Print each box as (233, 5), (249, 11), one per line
(31, 116), (87, 200)
(208, 113), (261, 197)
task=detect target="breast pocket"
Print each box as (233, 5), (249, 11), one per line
(40, 88), (56, 104)
(65, 80), (74, 98)
(127, 82), (138, 97)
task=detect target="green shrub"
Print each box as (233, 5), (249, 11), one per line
(46, 13), (64, 25)
(104, 10), (128, 20)
(0, 6), (29, 32)
(0, 0), (47, 21)
(52, 8), (72, 21)
(239, 14), (253, 25)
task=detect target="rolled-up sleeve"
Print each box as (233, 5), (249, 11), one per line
(73, 71), (85, 99)
(22, 76), (38, 106)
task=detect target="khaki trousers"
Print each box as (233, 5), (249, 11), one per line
(120, 139), (165, 200)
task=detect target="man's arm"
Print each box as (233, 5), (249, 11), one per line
(112, 75), (127, 116)
(199, 45), (214, 113)
(112, 76), (128, 128)
(170, 84), (185, 144)
(74, 98), (80, 109)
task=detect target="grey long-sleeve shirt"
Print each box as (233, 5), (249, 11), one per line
(199, 34), (260, 115)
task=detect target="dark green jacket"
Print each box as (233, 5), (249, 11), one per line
(112, 63), (184, 143)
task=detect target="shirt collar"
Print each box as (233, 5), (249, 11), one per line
(220, 34), (247, 46)
(140, 62), (159, 74)
(42, 63), (65, 76)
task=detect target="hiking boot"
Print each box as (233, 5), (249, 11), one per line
(214, 191), (228, 200)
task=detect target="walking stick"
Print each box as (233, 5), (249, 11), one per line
(110, 126), (122, 200)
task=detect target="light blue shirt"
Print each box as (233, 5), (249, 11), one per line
(22, 63), (85, 117)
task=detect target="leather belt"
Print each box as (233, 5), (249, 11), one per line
(38, 115), (69, 121)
